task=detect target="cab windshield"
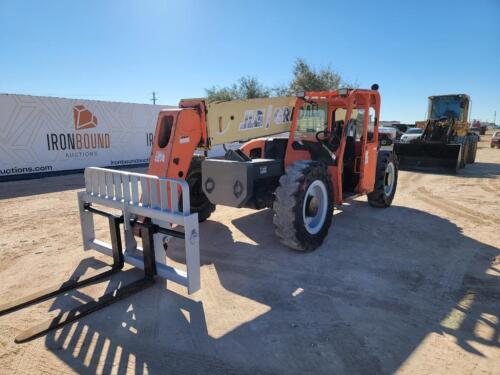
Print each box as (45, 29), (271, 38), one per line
(296, 102), (328, 136)
(430, 97), (465, 120)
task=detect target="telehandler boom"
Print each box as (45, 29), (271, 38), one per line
(148, 85), (398, 251)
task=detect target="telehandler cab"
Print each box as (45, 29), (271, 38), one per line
(148, 85), (398, 251)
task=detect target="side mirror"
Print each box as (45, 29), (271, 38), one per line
(371, 83), (379, 91)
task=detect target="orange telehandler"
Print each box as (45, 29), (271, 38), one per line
(147, 85), (398, 251)
(0, 85), (399, 343)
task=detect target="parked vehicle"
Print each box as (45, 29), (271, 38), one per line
(390, 123), (416, 140)
(395, 94), (478, 172)
(399, 128), (423, 143)
(378, 126), (397, 151)
(491, 131), (500, 148)
(469, 123), (481, 139)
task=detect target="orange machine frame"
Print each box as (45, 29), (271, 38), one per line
(147, 89), (380, 206)
(241, 89), (381, 204)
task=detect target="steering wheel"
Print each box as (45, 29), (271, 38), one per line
(315, 130), (330, 143)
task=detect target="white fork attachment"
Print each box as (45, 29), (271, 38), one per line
(78, 167), (200, 294)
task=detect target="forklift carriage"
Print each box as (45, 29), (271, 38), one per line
(1, 167), (200, 343)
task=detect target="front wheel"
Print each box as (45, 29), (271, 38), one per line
(182, 156), (216, 222)
(368, 151), (398, 208)
(467, 139), (478, 163)
(459, 138), (469, 168)
(273, 161), (334, 251)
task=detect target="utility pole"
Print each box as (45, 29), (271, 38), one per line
(494, 110), (497, 126)
(151, 91), (158, 105)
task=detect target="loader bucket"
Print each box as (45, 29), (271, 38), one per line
(394, 142), (461, 173)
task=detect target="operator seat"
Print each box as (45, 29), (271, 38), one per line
(318, 120), (344, 156)
(342, 119), (358, 192)
(344, 120), (356, 166)
(326, 120), (344, 152)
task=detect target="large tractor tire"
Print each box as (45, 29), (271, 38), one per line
(367, 151), (398, 208)
(183, 156), (215, 222)
(273, 161), (334, 251)
(467, 136), (478, 164)
(459, 138), (469, 169)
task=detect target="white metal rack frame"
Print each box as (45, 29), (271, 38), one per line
(78, 167), (200, 294)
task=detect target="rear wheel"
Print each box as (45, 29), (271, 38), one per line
(459, 138), (469, 168)
(368, 151), (398, 208)
(467, 138), (478, 163)
(183, 156), (215, 222)
(273, 161), (334, 251)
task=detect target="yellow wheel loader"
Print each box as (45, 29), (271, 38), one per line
(395, 94), (478, 172)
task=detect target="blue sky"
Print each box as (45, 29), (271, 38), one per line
(1, 0), (499, 123)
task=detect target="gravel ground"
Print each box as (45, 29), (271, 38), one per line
(0, 134), (499, 374)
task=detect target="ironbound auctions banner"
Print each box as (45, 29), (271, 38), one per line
(0, 94), (170, 179)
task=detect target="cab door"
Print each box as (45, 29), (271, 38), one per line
(358, 106), (378, 193)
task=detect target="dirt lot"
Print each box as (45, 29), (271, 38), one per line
(0, 135), (499, 375)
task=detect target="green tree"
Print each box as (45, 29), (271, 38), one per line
(289, 58), (342, 93)
(205, 76), (270, 102)
(204, 58), (348, 102)
(204, 86), (236, 102)
(271, 83), (292, 97)
(236, 76), (271, 99)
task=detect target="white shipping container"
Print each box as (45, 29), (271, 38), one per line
(0, 94), (172, 179)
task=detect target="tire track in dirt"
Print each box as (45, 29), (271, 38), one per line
(430, 171), (500, 195)
(473, 176), (500, 193)
(478, 182), (496, 193)
(398, 171), (435, 194)
(413, 187), (495, 226)
(395, 172), (413, 193)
